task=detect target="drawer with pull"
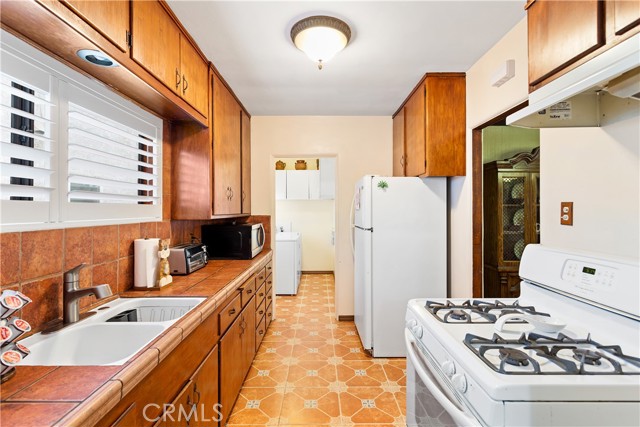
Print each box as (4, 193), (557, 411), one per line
(266, 301), (273, 328)
(255, 316), (266, 352)
(239, 275), (256, 308)
(255, 281), (266, 307)
(219, 293), (241, 335)
(255, 297), (266, 323)
(265, 260), (273, 278)
(265, 274), (273, 305)
(256, 267), (266, 285)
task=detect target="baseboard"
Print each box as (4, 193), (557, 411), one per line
(338, 315), (354, 321)
(302, 271), (334, 275)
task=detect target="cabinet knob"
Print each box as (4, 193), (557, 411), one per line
(259, 329), (264, 335)
(246, 289), (253, 294)
(259, 310), (264, 315)
(228, 308), (236, 316)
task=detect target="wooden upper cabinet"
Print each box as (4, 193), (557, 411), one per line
(131, 1), (209, 117)
(399, 73), (466, 178)
(131, 0), (181, 94)
(404, 85), (426, 177)
(527, 0), (604, 86)
(180, 35), (209, 117)
(241, 110), (252, 214)
(62, 0), (130, 52)
(212, 74), (242, 215)
(611, 0), (640, 35)
(392, 109), (405, 176)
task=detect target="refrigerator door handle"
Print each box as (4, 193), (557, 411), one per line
(350, 191), (357, 258)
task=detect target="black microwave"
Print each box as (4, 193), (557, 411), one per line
(201, 223), (265, 259)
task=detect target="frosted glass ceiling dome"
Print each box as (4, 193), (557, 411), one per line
(291, 15), (351, 70)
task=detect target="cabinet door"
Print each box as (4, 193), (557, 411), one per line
(527, 0), (604, 86)
(219, 312), (245, 423)
(241, 110), (251, 213)
(612, 0), (640, 35)
(131, 0), (181, 94)
(530, 173), (540, 245)
(498, 173), (528, 265)
(179, 35), (209, 117)
(156, 381), (191, 427)
(242, 298), (256, 373)
(308, 170), (320, 200)
(63, 0), (129, 52)
(212, 75), (242, 215)
(191, 346), (219, 427)
(392, 109), (406, 176)
(319, 158), (336, 199)
(424, 75), (466, 176)
(275, 170), (287, 200)
(404, 85), (426, 177)
(286, 170), (310, 200)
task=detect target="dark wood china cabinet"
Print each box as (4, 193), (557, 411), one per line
(484, 148), (540, 298)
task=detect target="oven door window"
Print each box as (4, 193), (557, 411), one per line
(407, 351), (458, 427)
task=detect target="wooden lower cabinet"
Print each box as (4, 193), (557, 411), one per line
(96, 314), (217, 427)
(154, 345), (220, 427)
(219, 298), (255, 424)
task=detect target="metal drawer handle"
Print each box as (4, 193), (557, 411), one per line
(258, 310), (264, 315)
(182, 74), (188, 93)
(259, 329), (264, 335)
(246, 289), (253, 294)
(228, 308), (236, 316)
(259, 292), (264, 297)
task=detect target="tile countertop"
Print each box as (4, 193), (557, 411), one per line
(0, 250), (273, 427)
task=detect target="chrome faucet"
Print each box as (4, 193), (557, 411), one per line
(63, 264), (113, 324)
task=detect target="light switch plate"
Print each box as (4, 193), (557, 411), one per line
(560, 202), (573, 226)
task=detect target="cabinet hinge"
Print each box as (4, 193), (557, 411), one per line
(126, 31), (132, 48)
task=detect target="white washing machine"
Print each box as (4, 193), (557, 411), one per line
(275, 232), (301, 295)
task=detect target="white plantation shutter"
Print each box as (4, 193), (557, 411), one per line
(0, 55), (57, 224)
(67, 103), (159, 205)
(1, 29), (162, 229)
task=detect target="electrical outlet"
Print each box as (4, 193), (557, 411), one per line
(560, 202), (573, 226)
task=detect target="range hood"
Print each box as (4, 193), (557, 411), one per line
(507, 33), (640, 128)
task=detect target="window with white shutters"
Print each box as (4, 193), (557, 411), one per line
(1, 30), (162, 230)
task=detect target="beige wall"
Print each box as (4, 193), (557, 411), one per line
(276, 199), (335, 271)
(251, 116), (392, 316)
(453, 18), (529, 297)
(539, 95), (640, 259)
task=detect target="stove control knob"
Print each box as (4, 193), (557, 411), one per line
(452, 373), (468, 393)
(442, 360), (456, 377)
(406, 319), (418, 329)
(411, 324), (423, 338)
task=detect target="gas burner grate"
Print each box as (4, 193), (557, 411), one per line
(464, 332), (640, 375)
(424, 300), (549, 324)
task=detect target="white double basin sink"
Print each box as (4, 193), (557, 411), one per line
(19, 297), (204, 366)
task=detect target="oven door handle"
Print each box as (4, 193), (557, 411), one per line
(405, 329), (480, 427)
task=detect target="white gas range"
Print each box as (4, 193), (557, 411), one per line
(405, 245), (640, 427)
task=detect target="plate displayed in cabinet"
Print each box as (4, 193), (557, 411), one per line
(511, 182), (524, 200)
(513, 208), (525, 226)
(514, 239), (525, 260)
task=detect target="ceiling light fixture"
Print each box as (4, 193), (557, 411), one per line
(291, 15), (351, 70)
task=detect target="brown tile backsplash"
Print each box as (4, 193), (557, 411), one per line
(1, 232), (21, 285)
(92, 225), (118, 264)
(1, 215), (270, 334)
(21, 229), (63, 281)
(63, 227), (92, 270)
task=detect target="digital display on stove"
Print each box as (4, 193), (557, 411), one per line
(582, 266), (596, 275)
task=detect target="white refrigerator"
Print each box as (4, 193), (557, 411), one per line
(353, 175), (447, 357)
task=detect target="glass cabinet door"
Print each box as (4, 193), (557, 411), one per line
(532, 173), (540, 244)
(500, 174), (527, 262)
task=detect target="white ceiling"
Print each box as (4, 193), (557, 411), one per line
(167, 1), (525, 116)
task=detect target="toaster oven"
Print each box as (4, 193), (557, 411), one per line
(168, 243), (207, 275)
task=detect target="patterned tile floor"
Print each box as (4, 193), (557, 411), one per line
(227, 273), (407, 427)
